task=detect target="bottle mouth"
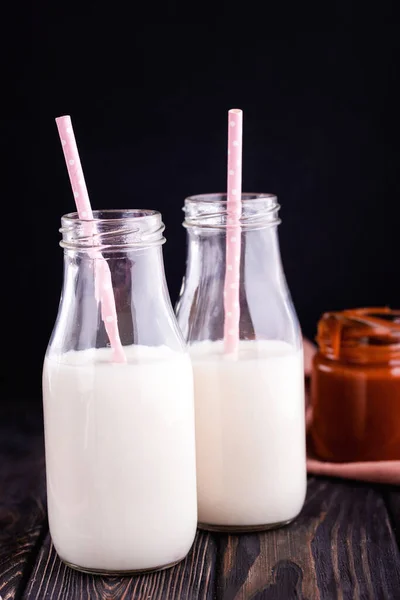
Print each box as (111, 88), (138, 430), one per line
(316, 307), (400, 364)
(60, 209), (166, 251)
(183, 193), (280, 230)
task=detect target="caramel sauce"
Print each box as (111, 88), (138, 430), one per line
(311, 308), (400, 462)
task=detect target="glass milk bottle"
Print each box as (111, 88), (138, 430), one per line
(176, 194), (306, 532)
(43, 210), (197, 574)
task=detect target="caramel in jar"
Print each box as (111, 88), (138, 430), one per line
(311, 308), (400, 462)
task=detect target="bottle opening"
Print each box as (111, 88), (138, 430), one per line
(60, 209), (166, 251)
(183, 193), (281, 230)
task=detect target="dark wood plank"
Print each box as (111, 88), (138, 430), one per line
(216, 477), (400, 600)
(0, 402), (47, 600)
(384, 487), (400, 549)
(23, 530), (216, 599)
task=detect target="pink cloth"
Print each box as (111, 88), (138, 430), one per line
(306, 405), (400, 485)
(303, 340), (400, 485)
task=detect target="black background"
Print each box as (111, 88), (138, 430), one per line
(5, 13), (400, 401)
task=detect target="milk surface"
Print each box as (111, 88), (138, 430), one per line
(190, 339), (306, 527)
(43, 345), (197, 572)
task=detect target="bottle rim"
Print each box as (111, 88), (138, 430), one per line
(59, 209), (166, 251)
(183, 193), (281, 230)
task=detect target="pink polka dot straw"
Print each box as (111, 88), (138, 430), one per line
(55, 115), (126, 363)
(224, 109), (243, 355)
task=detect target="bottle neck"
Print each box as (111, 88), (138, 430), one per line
(63, 244), (169, 308)
(184, 224), (283, 283)
(53, 243), (184, 354)
(176, 224), (294, 343)
(176, 192), (301, 346)
(182, 193), (284, 290)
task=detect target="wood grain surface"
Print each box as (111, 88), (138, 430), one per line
(384, 487), (400, 548)
(215, 478), (400, 600)
(1, 404), (399, 600)
(0, 404), (47, 600)
(23, 530), (216, 600)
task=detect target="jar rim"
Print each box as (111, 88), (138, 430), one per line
(316, 307), (400, 364)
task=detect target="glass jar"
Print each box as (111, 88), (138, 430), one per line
(43, 210), (197, 575)
(311, 307), (400, 462)
(176, 194), (307, 532)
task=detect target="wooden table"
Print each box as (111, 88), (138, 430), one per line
(1, 400), (399, 599)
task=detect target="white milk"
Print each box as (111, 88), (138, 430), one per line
(42, 345), (197, 573)
(190, 339), (306, 528)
